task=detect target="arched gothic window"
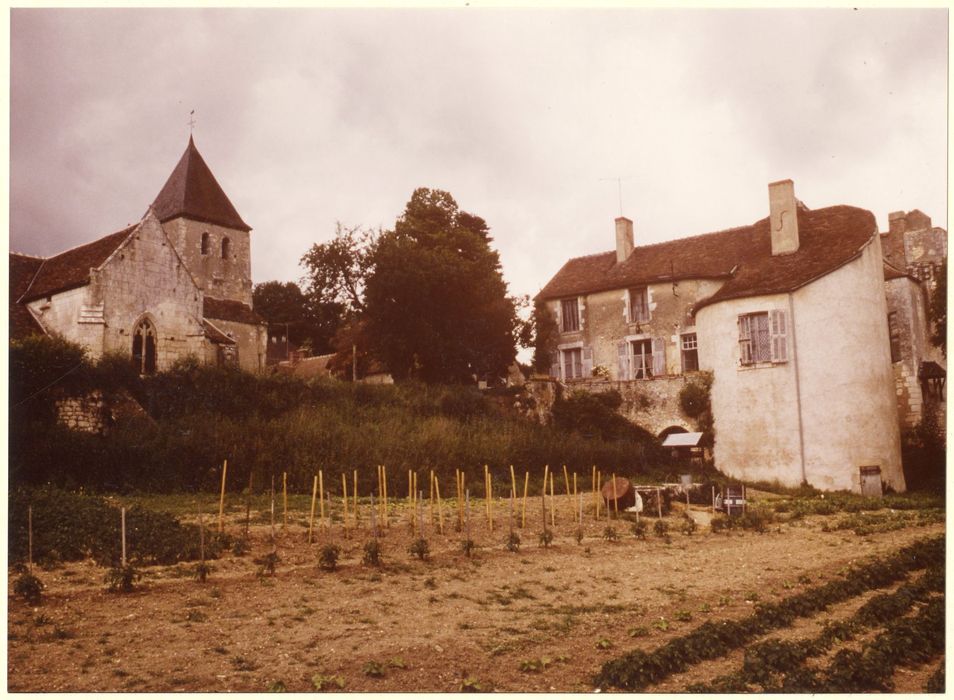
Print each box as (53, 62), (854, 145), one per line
(201, 232), (210, 255)
(132, 318), (158, 375)
(221, 237), (231, 260)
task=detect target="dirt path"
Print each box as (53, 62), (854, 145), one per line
(6, 507), (944, 692)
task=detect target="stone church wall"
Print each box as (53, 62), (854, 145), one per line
(206, 318), (267, 373)
(162, 218), (253, 306)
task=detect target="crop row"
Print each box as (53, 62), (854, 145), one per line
(593, 535), (944, 690)
(685, 564), (944, 691)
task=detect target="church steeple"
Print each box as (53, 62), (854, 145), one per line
(152, 136), (251, 232)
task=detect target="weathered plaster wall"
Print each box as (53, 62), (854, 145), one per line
(205, 318), (267, 373)
(162, 217), (253, 305)
(27, 285), (105, 355)
(698, 237), (904, 492)
(548, 278), (724, 380)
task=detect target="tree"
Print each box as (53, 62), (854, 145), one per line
(929, 259), (946, 357)
(300, 223), (378, 317)
(362, 188), (518, 383)
(252, 281), (342, 355)
(530, 299), (559, 374)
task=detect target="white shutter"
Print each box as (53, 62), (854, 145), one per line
(582, 347), (593, 378)
(617, 341), (630, 381)
(738, 315), (752, 365)
(652, 337), (666, 376)
(770, 309), (789, 362)
(623, 290), (631, 322)
(578, 297), (586, 331)
(549, 351), (561, 380)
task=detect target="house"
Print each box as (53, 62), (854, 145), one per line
(537, 180), (944, 493)
(10, 136), (268, 373)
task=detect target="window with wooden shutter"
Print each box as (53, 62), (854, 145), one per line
(549, 351), (561, 380)
(561, 298), (580, 332)
(738, 315), (753, 365)
(617, 341), (630, 381)
(629, 287), (650, 323)
(681, 333), (699, 372)
(631, 339), (653, 379)
(582, 347), (593, 378)
(769, 309), (789, 362)
(652, 337), (666, 376)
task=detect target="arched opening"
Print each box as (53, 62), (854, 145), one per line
(132, 318), (158, 375)
(221, 236), (231, 260)
(201, 231), (210, 255)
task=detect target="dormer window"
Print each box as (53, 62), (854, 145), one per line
(201, 232), (210, 255)
(222, 237), (231, 259)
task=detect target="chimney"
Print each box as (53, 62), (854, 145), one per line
(888, 210), (907, 235)
(615, 216), (634, 263)
(768, 179), (799, 255)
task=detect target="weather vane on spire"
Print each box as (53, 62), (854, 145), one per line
(188, 109), (196, 134)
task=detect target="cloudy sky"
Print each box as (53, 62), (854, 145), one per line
(9, 8), (948, 306)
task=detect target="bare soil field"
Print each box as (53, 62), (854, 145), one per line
(7, 496), (945, 692)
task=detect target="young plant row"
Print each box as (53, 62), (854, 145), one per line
(593, 535), (944, 691)
(685, 564), (944, 692)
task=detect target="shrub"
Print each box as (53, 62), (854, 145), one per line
(318, 544), (342, 572)
(408, 538), (429, 561)
(602, 526), (620, 542)
(193, 562), (213, 583)
(14, 573), (44, 605)
(256, 551), (280, 576)
(505, 532), (521, 552)
(362, 539), (383, 566)
(460, 539), (476, 557)
(680, 515), (697, 536)
(539, 529), (554, 548)
(104, 564), (141, 593)
(653, 520), (669, 538)
(632, 519), (648, 540)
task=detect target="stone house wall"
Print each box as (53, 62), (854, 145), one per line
(885, 276), (933, 428)
(206, 317), (268, 373)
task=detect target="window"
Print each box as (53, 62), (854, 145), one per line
(201, 232), (210, 255)
(739, 310), (788, 366)
(221, 237), (231, 260)
(132, 318), (157, 375)
(681, 333), (699, 372)
(888, 312), (902, 363)
(561, 298), (580, 332)
(562, 347), (583, 380)
(631, 339), (654, 379)
(629, 287), (650, 323)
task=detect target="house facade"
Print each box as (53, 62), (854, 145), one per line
(10, 136), (267, 373)
(537, 180), (943, 493)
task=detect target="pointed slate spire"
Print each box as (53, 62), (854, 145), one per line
(151, 136), (251, 232)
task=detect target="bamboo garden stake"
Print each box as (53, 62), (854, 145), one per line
(27, 506), (33, 574)
(455, 469), (463, 529)
(370, 493), (378, 538)
(487, 473), (494, 533)
(218, 459), (228, 533)
(383, 466), (389, 528)
(656, 487), (663, 519)
(270, 476), (276, 540)
(435, 475), (444, 535)
(318, 470), (325, 527)
(429, 469), (435, 524)
(282, 471), (288, 530)
(510, 464), (517, 500)
(563, 464), (571, 498)
(245, 471), (252, 538)
(612, 473), (619, 518)
(121, 506), (127, 567)
(549, 471), (556, 528)
(308, 475), (318, 544)
(342, 473), (349, 526)
(198, 506), (205, 566)
(521, 471), (529, 529)
(353, 469), (359, 523)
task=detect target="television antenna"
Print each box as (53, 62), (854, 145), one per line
(599, 176), (635, 217)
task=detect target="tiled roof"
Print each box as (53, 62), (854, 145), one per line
(203, 296), (265, 325)
(16, 225), (136, 303)
(152, 136), (251, 232)
(9, 253), (47, 339)
(538, 205), (878, 313)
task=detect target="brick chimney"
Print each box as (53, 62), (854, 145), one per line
(615, 217), (634, 263)
(769, 179), (799, 256)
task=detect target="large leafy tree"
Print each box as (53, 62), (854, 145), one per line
(252, 280), (342, 355)
(363, 188), (518, 383)
(300, 223), (378, 317)
(929, 259), (946, 357)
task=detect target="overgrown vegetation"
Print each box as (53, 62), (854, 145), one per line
(13, 574), (44, 605)
(11, 339), (665, 492)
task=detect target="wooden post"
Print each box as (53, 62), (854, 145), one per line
(435, 475), (444, 535)
(742, 484), (747, 514)
(199, 506), (205, 565)
(245, 470), (252, 539)
(418, 491), (425, 539)
(383, 466), (389, 528)
(308, 475), (318, 544)
(408, 469), (414, 532)
(270, 476), (276, 541)
(218, 459), (228, 533)
(121, 506), (127, 567)
(592, 465), (597, 520)
(353, 469), (359, 523)
(282, 471), (288, 530)
(413, 471), (418, 528)
(342, 472), (349, 526)
(370, 493), (377, 538)
(562, 464), (571, 498)
(429, 469), (435, 525)
(487, 472), (494, 533)
(612, 474), (619, 518)
(711, 485), (715, 514)
(549, 471), (556, 528)
(27, 505), (33, 575)
(573, 472), (578, 498)
(596, 470), (601, 520)
(465, 489), (471, 544)
(510, 464), (517, 500)
(318, 470), (325, 527)
(578, 491), (583, 526)
(656, 487), (662, 519)
(521, 471), (529, 529)
(483, 465), (490, 525)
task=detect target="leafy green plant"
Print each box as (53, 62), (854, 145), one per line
(596, 638), (613, 650)
(505, 532), (521, 552)
(232, 538), (250, 556)
(193, 562), (213, 583)
(461, 539), (476, 557)
(408, 538), (430, 561)
(14, 573), (44, 605)
(362, 660), (385, 678)
(680, 515), (697, 536)
(459, 676), (485, 692)
(631, 519), (648, 540)
(104, 564), (141, 593)
(318, 544), (341, 572)
(710, 516), (727, 533)
(311, 674), (345, 691)
(628, 626), (650, 638)
(653, 520), (669, 538)
(574, 527), (584, 544)
(267, 680), (287, 692)
(539, 529), (554, 548)
(674, 610), (692, 622)
(602, 526), (620, 542)
(363, 539), (383, 566)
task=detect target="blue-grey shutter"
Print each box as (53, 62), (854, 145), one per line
(549, 351), (561, 380)
(582, 347), (593, 378)
(617, 341), (630, 381)
(770, 309), (789, 362)
(738, 315), (752, 365)
(652, 337), (666, 376)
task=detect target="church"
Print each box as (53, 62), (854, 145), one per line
(10, 136), (268, 373)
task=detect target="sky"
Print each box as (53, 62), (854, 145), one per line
(8, 8), (949, 308)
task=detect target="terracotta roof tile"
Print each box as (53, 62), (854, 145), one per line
(9, 253), (47, 339)
(152, 136), (251, 232)
(203, 296), (265, 325)
(16, 225), (136, 302)
(538, 205), (878, 314)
